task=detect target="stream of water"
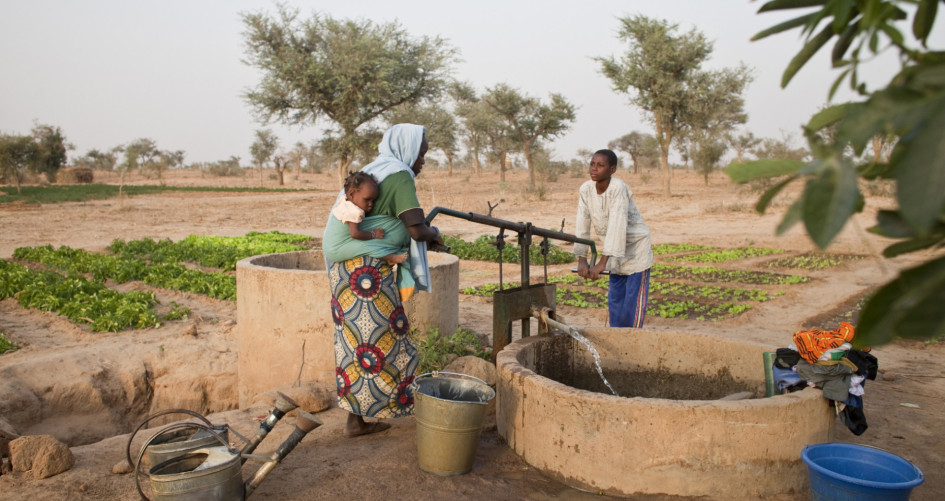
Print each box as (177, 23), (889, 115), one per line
(564, 328), (619, 396)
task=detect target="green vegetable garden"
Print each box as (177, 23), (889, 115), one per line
(0, 231), (864, 331)
(1, 231), (312, 332)
(458, 237), (859, 321)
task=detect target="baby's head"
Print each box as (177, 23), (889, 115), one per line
(343, 172), (379, 212)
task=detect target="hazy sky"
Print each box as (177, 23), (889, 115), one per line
(1, 1), (935, 165)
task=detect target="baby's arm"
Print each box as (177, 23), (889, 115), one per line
(348, 222), (384, 241)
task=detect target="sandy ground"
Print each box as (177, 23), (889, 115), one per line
(1, 167), (943, 500)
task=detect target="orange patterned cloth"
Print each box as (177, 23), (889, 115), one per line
(792, 322), (856, 364)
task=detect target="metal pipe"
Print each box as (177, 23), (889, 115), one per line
(530, 305), (573, 335)
(425, 206), (599, 266)
(240, 392), (299, 464)
(243, 411), (322, 498)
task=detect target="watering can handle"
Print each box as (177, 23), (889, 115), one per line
(133, 422), (235, 501)
(125, 408), (214, 468)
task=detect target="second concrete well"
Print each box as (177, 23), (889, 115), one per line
(496, 329), (835, 499)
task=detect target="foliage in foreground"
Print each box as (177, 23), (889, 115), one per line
(415, 328), (492, 374)
(728, 0), (945, 345)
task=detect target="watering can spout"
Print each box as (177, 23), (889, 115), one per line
(240, 392), (299, 462)
(243, 411), (322, 498)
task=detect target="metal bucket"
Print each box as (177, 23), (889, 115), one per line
(148, 446), (244, 501)
(413, 372), (496, 476)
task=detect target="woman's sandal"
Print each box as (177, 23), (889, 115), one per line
(344, 421), (391, 438)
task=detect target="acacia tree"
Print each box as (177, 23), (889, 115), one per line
(727, 131), (762, 163)
(80, 149), (119, 171)
(291, 142), (306, 178)
(387, 100), (459, 175)
(250, 129), (279, 184)
(597, 15), (748, 196)
(241, 5), (457, 185)
(450, 82), (486, 176)
(609, 131), (658, 174)
(483, 84), (576, 188)
(728, 0), (945, 345)
(478, 101), (517, 182)
(30, 124), (69, 182)
(0, 134), (36, 193)
(681, 67), (753, 184)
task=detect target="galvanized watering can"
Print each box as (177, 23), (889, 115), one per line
(128, 393), (321, 500)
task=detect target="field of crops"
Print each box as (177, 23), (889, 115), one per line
(1, 233), (866, 329)
(1, 231), (311, 331)
(460, 240), (862, 321)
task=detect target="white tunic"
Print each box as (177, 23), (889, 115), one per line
(572, 177), (653, 275)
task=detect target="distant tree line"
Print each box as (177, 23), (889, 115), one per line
(6, 8), (897, 196)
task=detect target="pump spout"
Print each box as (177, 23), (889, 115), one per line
(243, 410), (322, 498)
(240, 392), (299, 463)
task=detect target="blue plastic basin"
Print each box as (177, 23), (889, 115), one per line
(802, 443), (924, 501)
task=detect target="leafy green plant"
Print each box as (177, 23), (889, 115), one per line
(730, 0), (945, 345)
(11, 268), (159, 332)
(0, 259), (31, 299)
(163, 301), (191, 321)
(652, 243), (716, 255)
(765, 252), (863, 270)
(651, 264), (809, 285)
(415, 327), (492, 374)
(666, 247), (785, 263)
(0, 331), (20, 355)
(109, 231), (311, 271)
(14, 245), (237, 300)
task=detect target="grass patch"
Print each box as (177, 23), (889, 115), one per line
(415, 328), (492, 374)
(0, 184), (313, 204)
(652, 264), (809, 285)
(764, 252), (864, 270)
(0, 331), (20, 354)
(666, 247), (786, 263)
(653, 243), (716, 255)
(461, 276), (770, 321)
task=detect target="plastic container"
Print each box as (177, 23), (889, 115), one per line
(413, 372), (495, 476)
(802, 443), (924, 501)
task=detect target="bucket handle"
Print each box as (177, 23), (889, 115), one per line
(134, 422), (236, 501)
(414, 371), (491, 387)
(410, 371), (492, 394)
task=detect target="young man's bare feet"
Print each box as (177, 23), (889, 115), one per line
(382, 252), (408, 265)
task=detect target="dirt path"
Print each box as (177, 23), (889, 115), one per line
(1, 169), (942, 500)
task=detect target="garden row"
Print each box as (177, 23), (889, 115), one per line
(446, 235), (862, 271)
(1, 231), (311, 331)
